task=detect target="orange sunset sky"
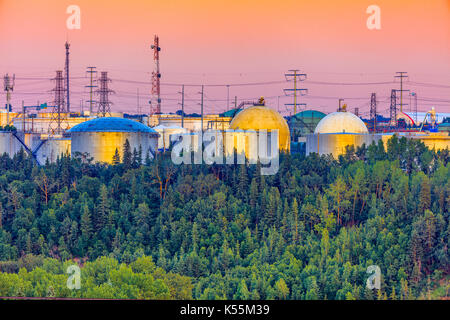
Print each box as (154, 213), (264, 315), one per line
(1, 0), (450, 116)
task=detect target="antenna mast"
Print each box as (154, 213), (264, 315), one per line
(3, 73), (15, 125)
(150, 35), (161, 117)
(65, 42), (71, 113)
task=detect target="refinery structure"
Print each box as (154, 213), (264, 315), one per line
(1, 39), (450, 165)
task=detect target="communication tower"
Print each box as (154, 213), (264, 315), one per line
(65, 42), (71, 112)
(3, 73), (15, 125)
(150, 35), (161, 117)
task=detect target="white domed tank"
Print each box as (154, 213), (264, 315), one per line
(314, 111), (368, 134)
(306, 110), (380, 158)
(68, 117), (159, 163)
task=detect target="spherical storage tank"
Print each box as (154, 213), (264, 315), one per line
(68, 117), (159, 163)
(229, 104), (290, 152)
(314, 111), (369, 134)
(306, 111), (377, 159)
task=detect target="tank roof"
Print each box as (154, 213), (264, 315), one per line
(68, 117), (157, 133)
(314, 111), (369, 134)
(293, 110), (326, 119)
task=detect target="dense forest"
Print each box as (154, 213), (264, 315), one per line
(0, 136), (448, 299)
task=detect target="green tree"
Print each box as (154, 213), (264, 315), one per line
(112, 148), (121, 165)
(123, 139), (132, 169)
(274, 278), (289, 299)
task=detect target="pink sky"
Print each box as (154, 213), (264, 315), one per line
(1, 0), (450, 117)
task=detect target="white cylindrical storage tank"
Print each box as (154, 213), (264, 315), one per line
(67, 117), (159, 163)
(36, 137), (71, 164)
(306, 133), (382, 158)
(0, 131), (22, 156)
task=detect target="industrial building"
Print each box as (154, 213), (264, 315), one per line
(290, 110), (326, 141)
(168, 98), (290, 163)
(68, 117), (159, 163)
(148, 113), (232, 132)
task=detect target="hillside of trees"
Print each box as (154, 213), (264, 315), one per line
(0, 136), (448, 299)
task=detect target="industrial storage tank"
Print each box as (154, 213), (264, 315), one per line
(35, 137), (71, 164)
(306, 110), (377, 158)
(229, 99), (290, 153)
(314, 111), (369, 134)
(291, 110), (327, 138)
(0, 131), (23, 156)
(68, 117), (159, 164)
(153, 124), (187, 151)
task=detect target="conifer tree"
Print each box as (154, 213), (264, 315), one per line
(81, 204), (93, 240)
(123, 139), (132, 169)
(112, 148), (121, 165)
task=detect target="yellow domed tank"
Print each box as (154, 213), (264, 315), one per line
(229, 100), (290, 152)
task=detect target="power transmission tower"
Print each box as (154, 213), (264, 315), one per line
(96, 72), (114, 117)
(150, 35), (161, 116)
(65, 41), (71, 113)
(370, 93), (377, 132)
(3, 73), (15, 125)
(412, 92), (418, 124)
(137, 88), (141, 115)
(85, 67), (97, 113)
(178, 85), (185, 128)
(394, 72), (409, 113)
(284, 70), (307, 115)
(226, 85), (230, 112)
(49, 70), (69, 135)
(390, 89), (397, 128)
(199, 85), (204, 133)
